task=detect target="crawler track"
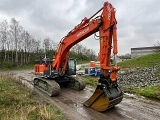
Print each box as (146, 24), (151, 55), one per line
(33, 77), (60, 96)
(7, 70), (160, 120)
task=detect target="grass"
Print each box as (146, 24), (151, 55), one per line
(0, 64), (33, 71)
(139, 83), (160, 100)
(77, 60), (90, 64)
(78, 76), (98, 86)
(123, 84), (160, 101)
(118, 52), (160, 69)
(122, 86), (139, 94)
(0, 74), (67, 120)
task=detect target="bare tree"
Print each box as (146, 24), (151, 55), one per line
(81, 46), (87, 55)
(51, 40), (58, 51)
(89, 49), (96, 59)
(26, 34), (34, 63)
(6, 31), (12, 62)
(10, 18), (22, 64)
(30, 38), (38, 52)
(34, 39), (41, 52)
(43, 37), (51, 52)
(0, 20), (9, 62)
(20, 30), (33, 63)
(71, 44), (83, 54)
(18, 27), (27, 65)
(153, 41), (160, 52)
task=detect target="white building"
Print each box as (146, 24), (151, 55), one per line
(131, 46), (160, 58)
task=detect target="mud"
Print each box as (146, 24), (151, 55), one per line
(3, 70), (160, 120)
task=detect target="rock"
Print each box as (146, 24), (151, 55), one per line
(117, 64), (160, 87)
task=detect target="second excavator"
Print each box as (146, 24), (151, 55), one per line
(33, 1), (123, 112)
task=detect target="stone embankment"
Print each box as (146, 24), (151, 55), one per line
(117, 64), (160, 87)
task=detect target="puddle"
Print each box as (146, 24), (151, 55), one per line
(124, 93), (136, 97)
(60, 97), (75, 105)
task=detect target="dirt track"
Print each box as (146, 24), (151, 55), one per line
(5, 70), (160, 120)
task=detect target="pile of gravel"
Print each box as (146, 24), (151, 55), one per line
(117, 64), (160, 87)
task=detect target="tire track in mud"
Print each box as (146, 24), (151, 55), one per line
(5, 70), (160, 120)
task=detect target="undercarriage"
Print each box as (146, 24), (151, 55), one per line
(33, 76), (86, 96)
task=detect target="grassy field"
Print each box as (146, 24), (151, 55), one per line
(78, 76), (99, 86)
(0, 74), (67, 120)
(0, 64), (33, 71)
(118, 52), (160, 69)
(77, 60), (90, 64)
(123, 83), (160, 101)
(139, 83), (160, 100)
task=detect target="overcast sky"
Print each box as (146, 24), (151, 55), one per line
(0, 0), (159, 55)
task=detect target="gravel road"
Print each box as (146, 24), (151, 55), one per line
(3, 70), (160, 120)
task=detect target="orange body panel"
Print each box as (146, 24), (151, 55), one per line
(90, 61), (96, 68)
(34, 64), (47, 75)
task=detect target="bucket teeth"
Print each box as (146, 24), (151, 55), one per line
(83, 85), (123, 112)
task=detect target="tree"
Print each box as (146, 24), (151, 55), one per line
(0, 20), (9, 62)
(10, 18), (22, 64)
(51, 41), (58, 51)
(153, 41), (160, 52)
(43, 37), (51, 52)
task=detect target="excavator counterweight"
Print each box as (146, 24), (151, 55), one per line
(34, 1), (123, 112)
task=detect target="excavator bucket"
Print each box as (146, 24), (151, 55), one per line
(83, 85), (123, 112)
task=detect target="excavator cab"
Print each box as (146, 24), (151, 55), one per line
(67, 58), (77, 76)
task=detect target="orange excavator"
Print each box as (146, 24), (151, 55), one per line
(34, 2), (123, 112)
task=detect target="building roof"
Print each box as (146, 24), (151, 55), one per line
(131, 46), (160, 50)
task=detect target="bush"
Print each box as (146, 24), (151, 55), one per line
(0, 62), (13, 69)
